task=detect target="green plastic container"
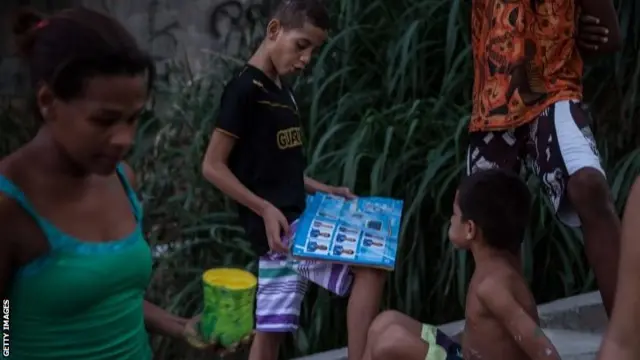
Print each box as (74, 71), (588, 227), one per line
(200, 268), (257, 347)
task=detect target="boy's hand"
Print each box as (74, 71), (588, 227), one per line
(183, 315), (254, 356)
(261, 202), (290, 253)
(577, 15), (610, 51)
(329, 186), (356, 199)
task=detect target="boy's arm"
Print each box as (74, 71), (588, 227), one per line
(304, 176), (355, 199)
(478, 279), (561, 360)
(304, 176), (332, 194)
(598, 178), (640, 360)
(577, 0), (622, 53)
(201, 84), (269, 217)
(202, 131), (268, 216)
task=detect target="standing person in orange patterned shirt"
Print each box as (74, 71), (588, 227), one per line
(467, 0), (622, 317)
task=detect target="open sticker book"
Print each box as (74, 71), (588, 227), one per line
(291, 192), (404, 270)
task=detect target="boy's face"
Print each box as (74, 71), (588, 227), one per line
(266, 19), (328, 76)
(448, 191), (475, 249)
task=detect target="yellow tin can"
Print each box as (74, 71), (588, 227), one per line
(200, 268), (257, 347)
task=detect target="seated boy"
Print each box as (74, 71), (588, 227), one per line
(362, 169), (561, 360)
(201, 1), (386, 360)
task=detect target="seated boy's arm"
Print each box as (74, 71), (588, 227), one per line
(478, 279), (561, 360)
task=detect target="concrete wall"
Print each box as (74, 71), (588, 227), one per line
(0, 0), (275, 97)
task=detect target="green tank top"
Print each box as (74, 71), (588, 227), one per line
(1, 164), (153, 360)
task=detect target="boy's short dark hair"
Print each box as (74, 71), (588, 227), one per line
(458, 169), (531, 252)
(271, 0), (330, 31)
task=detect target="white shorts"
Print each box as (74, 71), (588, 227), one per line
(466, 100), (605, 227)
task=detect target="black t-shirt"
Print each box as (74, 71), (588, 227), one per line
(216, 64), (307, 255)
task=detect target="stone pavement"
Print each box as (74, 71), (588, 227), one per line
(294, 291), (606, 360)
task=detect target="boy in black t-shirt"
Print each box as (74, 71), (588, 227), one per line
(202, 2), (386, 360)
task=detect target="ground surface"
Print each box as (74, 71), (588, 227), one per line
(293, 291), (606, 360)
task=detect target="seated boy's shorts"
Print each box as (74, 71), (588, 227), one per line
(256, 220), (354, 332)
(421, 324), (463, 360)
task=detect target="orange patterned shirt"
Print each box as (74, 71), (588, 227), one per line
(470, 0), (583, 132)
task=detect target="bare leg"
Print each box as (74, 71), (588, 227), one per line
(567, 168), (620, 317)
(347, 268), (386, 360)
(248, 331), (285, 360)
(363, 310), (428, 360)
(597, 178), (640, 360)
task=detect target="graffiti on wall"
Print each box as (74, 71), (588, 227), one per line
(93, 0), (272, 64)
(0, 0), (273, 96)
(97, 0), (181, 62)
(208, 0), (274, 54)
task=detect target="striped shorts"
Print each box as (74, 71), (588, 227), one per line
(256, 221), (354, 332)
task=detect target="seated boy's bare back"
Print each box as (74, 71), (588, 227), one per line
(464, 258), (542, 360)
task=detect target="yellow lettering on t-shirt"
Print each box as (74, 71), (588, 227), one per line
(276, 127), (303, 150)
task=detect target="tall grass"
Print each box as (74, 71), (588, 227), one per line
(1, 0), (640, 358)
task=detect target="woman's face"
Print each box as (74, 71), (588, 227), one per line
(38, 74), (149, 175)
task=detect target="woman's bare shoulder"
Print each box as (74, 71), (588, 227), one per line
(0, 153), (39, 242)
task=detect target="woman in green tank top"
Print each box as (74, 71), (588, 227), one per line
(0, 7), (247, 360)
